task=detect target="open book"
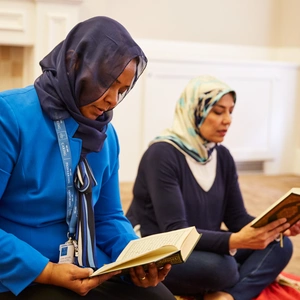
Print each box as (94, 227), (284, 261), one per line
(251, 187), (300, 229)
(90, 226), (201, 277)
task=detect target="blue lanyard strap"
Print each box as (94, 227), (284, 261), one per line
(74, 156), (98, 268)
(54, 120), (78, 238)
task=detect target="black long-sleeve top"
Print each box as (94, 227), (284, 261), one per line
(126, 142), (255, 255)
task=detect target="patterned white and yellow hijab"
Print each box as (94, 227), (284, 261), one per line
(151, 75), (236, 190)
(151, 75), (236, 163)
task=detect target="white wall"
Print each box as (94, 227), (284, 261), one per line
(76, 0), (300, 181)
(112, 40), (300, 181)
(2, 0), (300, 181)
(79, 0), (300, 48)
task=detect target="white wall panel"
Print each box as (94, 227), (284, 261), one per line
(0, 1), (35, 46)
(112, 77), (146, 182)
(34, 0), (82, 78)
(114, 47), (300, 182)
(142, 61), (280, 162)
(0, 1), (299, 180)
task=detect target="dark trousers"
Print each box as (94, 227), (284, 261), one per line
(163, 237), (293, 300)
(0, 276), (175, 300)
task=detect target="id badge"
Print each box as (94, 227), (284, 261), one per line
(58, 240), (75, 264)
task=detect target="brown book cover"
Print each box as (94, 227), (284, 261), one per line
(251, 188), (300, 229)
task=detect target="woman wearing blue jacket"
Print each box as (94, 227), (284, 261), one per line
(0, 16), (174, 300)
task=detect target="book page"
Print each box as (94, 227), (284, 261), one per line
(90, 247), (179, 276)
(91, 227), (200, 277)
(116, 227), (191, 262)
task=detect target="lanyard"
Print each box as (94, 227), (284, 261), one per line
(54, 120), (78, 239)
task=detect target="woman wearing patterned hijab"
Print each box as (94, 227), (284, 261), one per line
(127, 75), (298, 299)
(0, 17), (175, 299)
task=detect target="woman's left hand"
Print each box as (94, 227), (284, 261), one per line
(284, 220), (300, 236)
(129, 263), (171, 287)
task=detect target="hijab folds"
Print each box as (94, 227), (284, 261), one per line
(152, 75), (236, 164)
(34, 16), (147, 155)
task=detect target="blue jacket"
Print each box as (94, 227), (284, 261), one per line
(0, 86), (138, 295)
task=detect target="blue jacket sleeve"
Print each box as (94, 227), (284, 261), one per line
(0, 95), (49, 295)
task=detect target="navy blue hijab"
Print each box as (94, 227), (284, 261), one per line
(34, 16), (147, 155)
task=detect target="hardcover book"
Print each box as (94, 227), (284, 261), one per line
(251, 188), (300, 229)
(90, 226), (201, 277)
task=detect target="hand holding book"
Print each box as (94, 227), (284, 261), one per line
(251, 188), (300, 229)
(229, 216), (289, 251)
(90, 226), (201, 277)
(250, 188), (300, 247)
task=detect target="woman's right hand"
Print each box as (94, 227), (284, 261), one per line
(229, 218), (290, 250)
(35, 262), (120, 296)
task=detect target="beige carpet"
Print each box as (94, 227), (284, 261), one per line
(120, 174), (300, 276)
